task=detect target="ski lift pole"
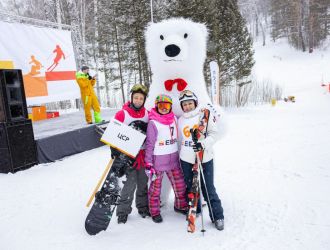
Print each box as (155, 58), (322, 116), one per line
(150, 0), (154, 22)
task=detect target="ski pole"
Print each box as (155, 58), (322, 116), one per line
(86, 158), (114, 207)
(196, 154), (206, 235)
(197, 156), (215, 222)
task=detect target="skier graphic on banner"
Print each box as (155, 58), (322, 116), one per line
(29, 55), (43, 75)
(47, 45), (65, 72)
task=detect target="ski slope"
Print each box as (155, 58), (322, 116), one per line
(0, 40), (330, 250)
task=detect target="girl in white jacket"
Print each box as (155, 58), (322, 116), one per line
(177, 90), (224, 231)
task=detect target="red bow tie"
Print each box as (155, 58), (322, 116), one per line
(164, 78), (188, 92)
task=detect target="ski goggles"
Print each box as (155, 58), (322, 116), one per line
(179, 90), (197, 101)
(157, 102), (172, 110)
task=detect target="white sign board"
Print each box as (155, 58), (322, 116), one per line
(100, 119), (146, 158)
(210, 61), (219, 105)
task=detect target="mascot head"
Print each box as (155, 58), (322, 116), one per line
(145, 18), (208, 79)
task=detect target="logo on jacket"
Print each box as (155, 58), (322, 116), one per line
(158, 138), (177, 146)
(182, 140), (193, 147)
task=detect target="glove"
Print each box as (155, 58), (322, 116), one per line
(145, 162), (153, 170)
(145, 163), (157, 181)
(87, 73), (93, 80)
(133, 150), (145, 170)
(192, 142), (204, 152)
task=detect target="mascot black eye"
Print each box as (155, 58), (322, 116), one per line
(184, 33), (188, 38)
(160, 35), (164, 40)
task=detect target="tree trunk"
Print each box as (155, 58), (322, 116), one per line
(132, 1), (143, 85)
(80, 0), (87, 62)
(103, 44), (110, 107)
(93, 0), (101, 102)
(299, 0), (306, 52)
(135, 31), (143, 84)
(259, 20), (266, 46)
(255, 15), (259, 37)
(307, 0), (314, 53)
(114, 21), (125, 104)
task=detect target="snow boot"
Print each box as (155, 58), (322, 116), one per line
(117, 215), (128, 224)
(174, 206), (188, 215)
(214, 219), (224, 231)
(138, 208), (151, 218)
(94, 111), (103, 124)
(152, 214), (163, 223)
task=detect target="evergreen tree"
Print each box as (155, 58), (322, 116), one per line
(270, 0), (330, 52)
(168, 0), (255, 87)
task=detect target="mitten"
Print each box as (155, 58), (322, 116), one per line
(145, 163), (157, 181)
(133, 150), (145, 170)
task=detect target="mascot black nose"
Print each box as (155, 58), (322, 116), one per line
(165, 44), (181, 57)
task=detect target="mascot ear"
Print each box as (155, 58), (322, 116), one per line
(145, 21), (159, 39)
(196, 23), (209, 41)
(145, 22), (153, 40)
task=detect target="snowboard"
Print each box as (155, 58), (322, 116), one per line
(85, 120), (147, 235)
(94, 121), (110, 136)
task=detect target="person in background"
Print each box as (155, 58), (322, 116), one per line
(75, 66), (103, 124)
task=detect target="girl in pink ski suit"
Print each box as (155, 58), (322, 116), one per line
(144, 94), (188, 223)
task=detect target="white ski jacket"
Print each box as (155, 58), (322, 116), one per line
(178, 107), (218, 164)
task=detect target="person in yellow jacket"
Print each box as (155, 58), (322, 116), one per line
(76, 66), (103, 124)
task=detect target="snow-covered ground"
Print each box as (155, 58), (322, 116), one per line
(1, 40), (330, 250)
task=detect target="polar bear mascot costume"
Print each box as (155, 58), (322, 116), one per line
(144, 18), (225, 205)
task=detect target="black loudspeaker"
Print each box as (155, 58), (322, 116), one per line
(0, 120), (38, 173)
(0, 69), (28, 122)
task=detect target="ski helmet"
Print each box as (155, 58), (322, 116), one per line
(155, 94), (173, 112)
(179, 90), (198, 109)
(130, 84), (149, 97)
(130, 84), (149, 110)
(155, 94), (173, 105)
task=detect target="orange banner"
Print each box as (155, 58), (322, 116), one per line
(45, 71), (76, 81)
(23, 75), (48, 97)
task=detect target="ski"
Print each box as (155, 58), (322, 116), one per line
(187, 161), (200, 233)
(187, 108), (210, 233)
